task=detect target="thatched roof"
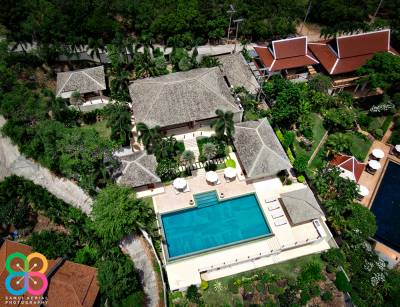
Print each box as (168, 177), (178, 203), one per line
(56, 66), (106, 98)
(117, 151), (161, 188)
(280, 187), (324, 225)
(217, 53), (259, 94)
(129, 67), (241, 128)
(233, 119), (291, 179)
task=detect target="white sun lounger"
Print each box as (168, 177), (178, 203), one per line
(271, 211), (284, 219)
(267, 203), (280, 211)
(274, 219), (287, 226)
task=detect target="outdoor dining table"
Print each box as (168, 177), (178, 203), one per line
(173, 177), (187, 190)
(224, 167), (236, 179)
(205, 171), (219, 183)
(357, 184), (369, 197)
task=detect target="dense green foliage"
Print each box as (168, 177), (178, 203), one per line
(27, 231), (76, 259)
(104, 102), (132, 145)
(92, 184), (155, 243)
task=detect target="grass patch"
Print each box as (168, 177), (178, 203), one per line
(81, 120), (111, 139)
(348, 132), (372, 161)
(293, 113), (326, 159)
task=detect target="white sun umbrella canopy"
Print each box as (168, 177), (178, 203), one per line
(206, 171), (219, 183)
(372, 148), (385, 159)
(368, 160), (381, 170)
(224, 167), (236, 179)
(395, 145), (400, 152)
(173, 177), (187, 190)
(357, 184), (369, 197)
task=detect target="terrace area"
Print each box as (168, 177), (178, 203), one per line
(153, 174), (333, 291)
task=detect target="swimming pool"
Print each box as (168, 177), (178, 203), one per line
(370, 161), (400, 252)
(160, 191), (272, 259)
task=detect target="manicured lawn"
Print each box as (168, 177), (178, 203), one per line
(81, 120), (111, 139)
(348, 132), (372, 162)
(293, 113), (326, 159)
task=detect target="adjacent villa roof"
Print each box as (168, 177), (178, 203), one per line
(56, 66), (106, 98)
(331, 154), (366, 182)
(117, 151), (161, 188)
(280, 187), (324, 225)
(129, 67), (241, 128)
(233, 119), (292, 179)
(254, 36), (318, 72)
(0, 240), (99, 307)
(217, 53), (259, 94)
(308, 29), (398, 75)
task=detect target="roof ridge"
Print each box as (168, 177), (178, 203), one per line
(57, 73), (73, 96)
(141, 84), (164, 123)
(282, 189), (323, 214)
(82, 71), (105, 89)
(196, 74), (239, 111)
(133, 154), (159, 181)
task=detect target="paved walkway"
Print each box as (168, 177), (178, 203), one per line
(120, 235), (161, 307)
(0, 116), (93, 214)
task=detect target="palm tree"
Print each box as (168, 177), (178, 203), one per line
(181, 150), (195, 169)
(88, 38), (105, 64)
(210, 109), (235, 141)
(136, 122), (162, 153)
(326, 133), (351, 156)
(154, 136), (179, 160)
(105, 102), (131, 145)
(203, 143), (217, 165)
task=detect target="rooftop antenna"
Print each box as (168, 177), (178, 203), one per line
(227, 4), (236, 41)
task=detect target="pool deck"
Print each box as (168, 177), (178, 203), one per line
(153, 175), (333, 291)
(357, 139), (400, 264)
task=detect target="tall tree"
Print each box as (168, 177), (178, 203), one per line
(136, 122), (162, 153)
(210, 109), (235, 140)
(104, 102), (131, 145)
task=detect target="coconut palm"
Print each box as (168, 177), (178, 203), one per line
(203, 143), (217, 163)
(181, 150), (195, 168)
(136, 122), (162, 153)
(88, 38), (105, 64)
(154, 136), (180, 160)
(210, 109), (235, 141)
(326, 133), (351, 156)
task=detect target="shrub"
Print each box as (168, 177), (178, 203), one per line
(335, 271), (352, 292)
(297, 175), (305, 183)
(321, 291), (333, 301)
(186, 285), (201, 303)
(357, 112), (371, 128)
(156, 159), (179, 182)
(256, 282), (264, 293)
(200, 280), (209, 290)
(309, 284), (321, 297)
(298, 262), (324, 285)
(321, 248), (346, 268)
(228, 279), (239, 294)
(283, 131), (295, 148)
(27, 231), (76, 259)
(286, 148), (295, 163)
(293, 154), (309, 173)
(323, 107), (356, 131)
(225, 159), (236, 168)
(205, 162), (217, 171)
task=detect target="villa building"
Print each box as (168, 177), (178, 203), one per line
(331, 154), (366, 182)
(253, 36), (319, 81)
(129, 67), (243, 134)
(308, 29), (398, 97)
(0, 240), (99, 307)
(232, 119), (292, 180)
(56, 66), (109, 111)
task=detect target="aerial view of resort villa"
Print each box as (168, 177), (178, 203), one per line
(1, 2), (400, 306)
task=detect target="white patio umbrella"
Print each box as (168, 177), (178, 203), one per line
(395, 145), (400, 152)
(368, 160), (381, 170)
(372, 148), (385, 159)
(205, 171), (219, 183)
(224, 167), (236, 179)
(357, 184), (369, 197)
(173, 177), (187, 190)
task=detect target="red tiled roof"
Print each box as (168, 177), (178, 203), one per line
(309, 29), (398, 75)
(331, 154), (366, 182)
(254, 37), (318, 72)
(0, 240), (99, 307)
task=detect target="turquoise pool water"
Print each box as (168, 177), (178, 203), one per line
(161, 191), (271, 259)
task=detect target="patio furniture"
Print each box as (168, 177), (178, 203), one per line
(274, 219), (287, 227)
(206, 171), (219, 184)
(267, 203), (280, 211)
(357, 184), (369, 200)
(173, 177), (187, 191)
(271, 211), (284, 219)
(368, 159), (381, 171)
(372, 149), (385, 160)
(390, 145), (400, 158)
(224, 167), (236, 182)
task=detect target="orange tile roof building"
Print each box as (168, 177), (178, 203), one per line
(331, 154), (366, 182)
(254, 36), (318, 79)
(0, 240), (99, 307)
(308, 29), (398, 75)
